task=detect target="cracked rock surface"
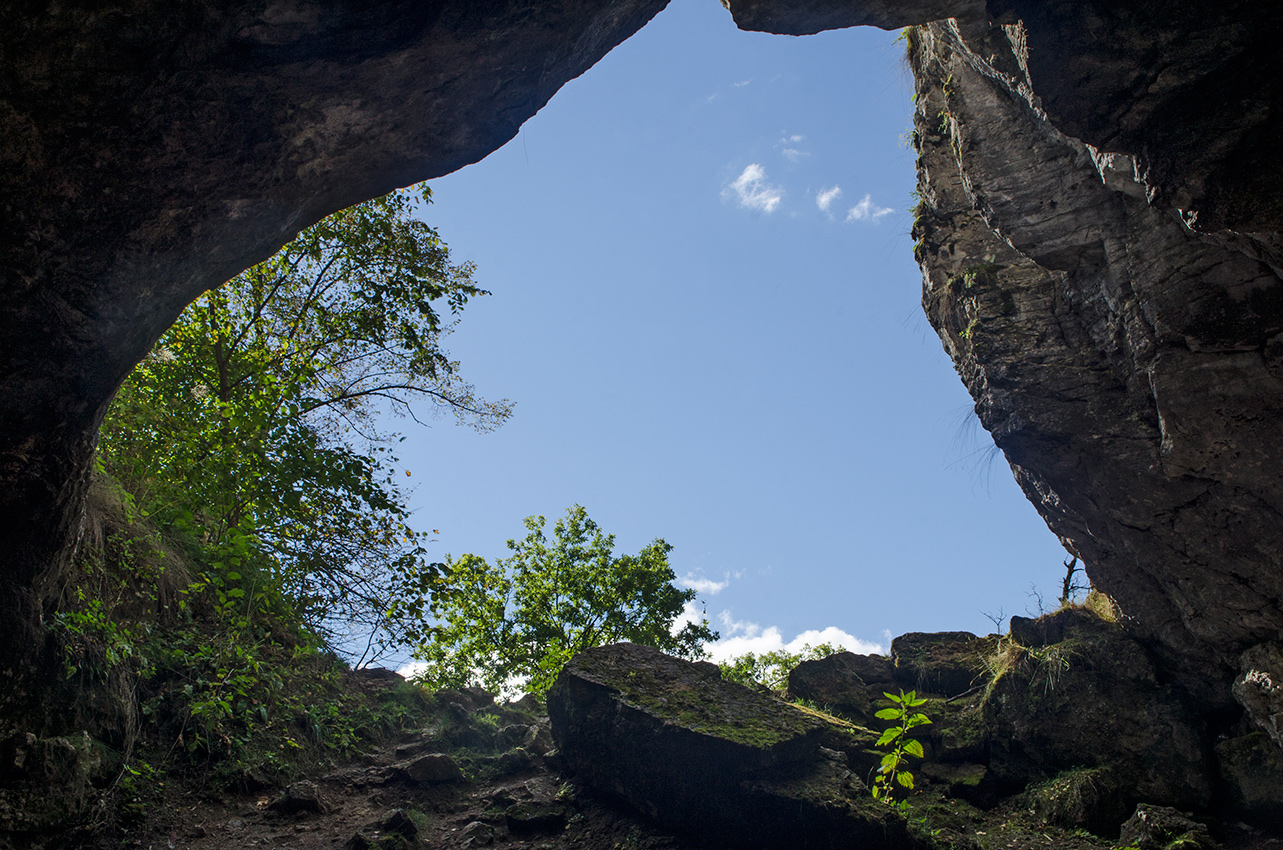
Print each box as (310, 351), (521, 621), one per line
(902, 17), (1283, 705)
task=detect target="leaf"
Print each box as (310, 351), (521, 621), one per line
(875, 708), (902, 720)
(875, 728), (902, 746)
(896, 771), (915, 789)
(902, 739), (925, 758)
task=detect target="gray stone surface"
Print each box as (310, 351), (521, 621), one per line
(1117, 804), (1217, 850)
(547, 643), (912, 850)
(981, 610), (1210, 821)
(890, 632), (994, 697)
(907, 17), (1283, 707)
(1233, 643), (1283, 746)
(394, 753), (464, 785)
(787, 653), (874, 723)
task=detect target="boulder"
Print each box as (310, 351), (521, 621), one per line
(458, 820), (494, 846)
(547, 643), (916, 850)
(504, 801), (567, 835)
(1232, 642), (1283, 746)
(269, 780), (327, 815)
(393, 753), (464, 785)
(1214, 731), (1283, 825)
(787, 653), (874, 724)
(891, 632), (994, 697)
(981, 610), (1210, 824)
(436, 687), (496, 713)
(1018, 767), (1120, 834)
(495, 748), (535, 776)
(843, 653), (897, 689)
(1117, 804), (1217, 850)
(1009, 614), (1069, 648)
(920, 762), (993, 808)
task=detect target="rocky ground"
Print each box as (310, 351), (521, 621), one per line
(49, 609), (1283, 850)
(119, 686), (1119, 850)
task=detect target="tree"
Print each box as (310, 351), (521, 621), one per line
(99, 185), (511, 659)
(718, 643), (843, 692)
(410, 505), (719, 694)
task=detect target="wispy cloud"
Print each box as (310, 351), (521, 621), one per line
(816, 186), (843, 217)
(734, 79), (753, 88)
(777, 134), (810, 164)
(845, 193), (895, 222)
(723, 163), (783, 213)
(680, 572), (731, 595)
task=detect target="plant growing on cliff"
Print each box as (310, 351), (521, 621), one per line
(871, 689), (931, 807)
(408, 505), (719, 695)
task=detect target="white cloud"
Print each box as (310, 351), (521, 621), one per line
(700, 611), (887, 664)
(816, 185), (843, 216)
(723, 163), (783, 213)
(734, 79), (753, 88)
(680, 573), (730, 595)
(845, 193), (895, 222)
(777, 134), (810, 163)
(397, 659), (429, 679)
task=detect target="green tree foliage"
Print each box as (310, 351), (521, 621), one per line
(718, 643), (842, 691)
(99, 185), (511, 658)
(410, 505), (719, 694)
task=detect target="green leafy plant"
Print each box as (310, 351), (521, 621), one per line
(410, 504), (719, 695)
(872, 689), (932, 807)
(99, 184), (511, 659)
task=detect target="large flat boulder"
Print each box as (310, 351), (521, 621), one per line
(547, 643), (921, 850)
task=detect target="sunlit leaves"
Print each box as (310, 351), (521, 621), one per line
(410, 505), (719, 696)
(871, 688), (931, 806)
(99, 184), (510, 661)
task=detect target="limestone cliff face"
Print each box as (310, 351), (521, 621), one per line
(905, 19), (1283, 703)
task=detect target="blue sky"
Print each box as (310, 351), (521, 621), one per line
(393, 0), (1072, 664)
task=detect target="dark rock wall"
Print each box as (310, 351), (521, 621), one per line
(904, 17), (1283, 702)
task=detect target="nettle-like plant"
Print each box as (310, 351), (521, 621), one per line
(872, 689), (932, 807)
